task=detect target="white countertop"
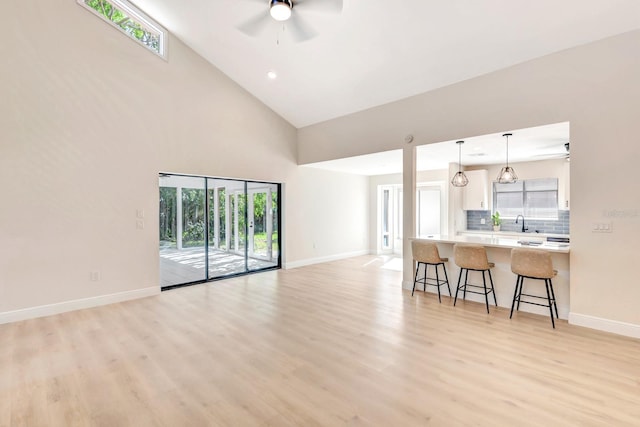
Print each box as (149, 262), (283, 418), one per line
(458, 230), (570, 239)
(414, 234), (570, 253)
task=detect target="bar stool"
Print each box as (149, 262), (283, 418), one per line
(411, 241), (451, 302)
(510, 248), (559, 328)
(453, 244), (497, 313)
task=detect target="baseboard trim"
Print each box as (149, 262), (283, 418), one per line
(284, 250), (370, 269)
(0, 286), (160, 325)
(569, 312), (640, 339)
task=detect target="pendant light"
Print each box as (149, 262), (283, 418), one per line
(451, 140), (469, 187)
(497, 133), (518, 183)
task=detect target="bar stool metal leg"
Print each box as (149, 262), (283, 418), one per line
(435, 264), (442, 303)
(488, 270), (497, 306)
(442, 263), (452, 297)
(510, 275), (522, 318)
(463, 269), (469, 300)
(454, 269), (463, 306)
(425, 264), (430, 293)
(481, 271), (490, 314)
(516, 278), (523, 311)
(412, 261), (420, 296)
(549, 279), (559, 319)
(544, 279), (556, 329)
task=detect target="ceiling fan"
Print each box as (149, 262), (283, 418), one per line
(528, 142), (570, 161)
(237, 0), (343, 43)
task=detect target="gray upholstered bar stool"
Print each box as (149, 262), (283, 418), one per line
(411, 240), (451, 302)
(453, 244), (497, 313)
(510, 248), (559, 328)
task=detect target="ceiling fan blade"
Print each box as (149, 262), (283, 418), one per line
(237, 10), (272, 37)
(295, 0), (343, 14)
(286, 13), (318, 42)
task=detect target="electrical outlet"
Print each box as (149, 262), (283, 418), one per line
(90, 271), (101, 281)
(592, 222), (612, 233)
(480, 218), (486, 225)
(136, 220), (144, 230)
(136, 209), (145, 219)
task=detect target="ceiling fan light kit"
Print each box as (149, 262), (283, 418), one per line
(270, 0), (293, 21)
(239, 0), (343, 43)
(451, 140), (469, 187)
(497, 133), (518, 184)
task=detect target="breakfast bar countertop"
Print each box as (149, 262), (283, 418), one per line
(414, 234), (570, 254)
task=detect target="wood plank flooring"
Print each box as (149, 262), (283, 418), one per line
(1, 255), (639, 426)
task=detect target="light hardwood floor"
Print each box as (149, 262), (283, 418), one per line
(1, 255), (639, 426)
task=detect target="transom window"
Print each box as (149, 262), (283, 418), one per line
(493, 178), (559, 219)
(78, 0), (167, 58)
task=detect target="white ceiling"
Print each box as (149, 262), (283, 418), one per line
(134, 0), (640, 128)
(303, 122), (570, 176)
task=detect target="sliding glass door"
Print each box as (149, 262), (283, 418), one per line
(247, 182), (279, 271)
(158, 175), (207, 286)
(159, 174), (281, 289)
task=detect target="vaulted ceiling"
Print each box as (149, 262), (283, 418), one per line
(134, 0), (640, 128)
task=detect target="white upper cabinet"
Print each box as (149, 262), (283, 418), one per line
(463, 169), (489, 211)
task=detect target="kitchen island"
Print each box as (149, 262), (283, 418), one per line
(412, 234), (570, 319)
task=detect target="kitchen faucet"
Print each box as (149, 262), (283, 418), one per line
(515, 215), (528, 232)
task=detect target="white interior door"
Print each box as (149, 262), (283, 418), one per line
(418, 187), (441, 236)
(380, 186), (393, 252)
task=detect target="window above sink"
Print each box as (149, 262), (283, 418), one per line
(493, 178), (559, 220)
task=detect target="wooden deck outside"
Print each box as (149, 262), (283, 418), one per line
(159, 247), (277, 287)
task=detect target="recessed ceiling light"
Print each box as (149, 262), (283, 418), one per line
(267, 70), (277, 79)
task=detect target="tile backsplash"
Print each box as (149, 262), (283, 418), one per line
(467, 210), (570, 235)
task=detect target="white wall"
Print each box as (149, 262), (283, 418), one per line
(285, 167), (369, 268)
(0, 2), (368, 319)
(299, 30), (640, 335)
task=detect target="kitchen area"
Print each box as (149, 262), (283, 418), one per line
(411, 122), (571, 319)
(306, 121), (573, 321)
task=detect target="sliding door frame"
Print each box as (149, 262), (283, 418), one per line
(159, 172), (282, 291)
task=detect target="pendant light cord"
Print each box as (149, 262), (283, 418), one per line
(503, 133), (512, 167)
(506, 134), (509, 167)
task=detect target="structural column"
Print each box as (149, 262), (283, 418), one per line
(402, 145), (417, 287)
